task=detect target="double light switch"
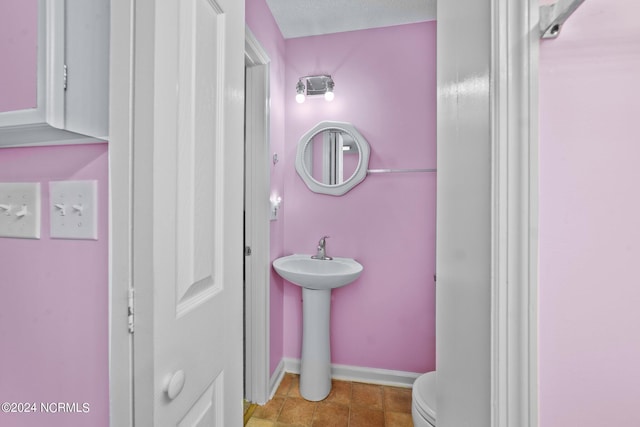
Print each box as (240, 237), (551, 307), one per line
(0, 180), (98, 240)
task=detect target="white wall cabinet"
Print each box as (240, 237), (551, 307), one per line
(0, 0), (109, 147)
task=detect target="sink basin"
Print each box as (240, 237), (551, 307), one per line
(273, 254), (363, 290)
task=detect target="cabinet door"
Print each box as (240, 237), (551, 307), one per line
(64, 0), (110, 139)
(0, 0), (109, 145)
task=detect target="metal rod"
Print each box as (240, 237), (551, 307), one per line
(367, 168), (437, 174)
(540, 0), (585, 39)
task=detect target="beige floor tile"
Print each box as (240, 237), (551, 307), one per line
(385, 410), (414, 426)
(352, 382), (383, 410)
(349, 405), (385, 427)
(253, 396), (285, 421)
(277, 397), (317, 426)
(246, 417), (276, 427)
(383, 386), (413, 413)
(288, 376), (303, 399)
(247, 379), (417, 427)
(312, 402), (349, 427)
(276, 374), (295, 397)
(274, 422), (309, 427)
(322, 380), (351, 406)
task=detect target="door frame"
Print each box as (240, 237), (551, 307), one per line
(436, 0), (538, 426)
(244, 27), (272, 405)
(490, 1), (539, 425)
(108, 0), (134, 426)
(108, 1), (539, 425)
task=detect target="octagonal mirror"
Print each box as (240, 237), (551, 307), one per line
(295, 121), (370, 196)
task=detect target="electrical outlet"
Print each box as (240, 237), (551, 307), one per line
(0, 182), (41, 239)
(49, 180), (98, 240)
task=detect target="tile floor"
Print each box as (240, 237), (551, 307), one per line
(245, 373), (414, 427)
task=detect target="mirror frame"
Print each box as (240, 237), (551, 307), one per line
(295, 121), (370, 196)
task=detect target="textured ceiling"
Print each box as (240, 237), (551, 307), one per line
(265, 0), (437, 39)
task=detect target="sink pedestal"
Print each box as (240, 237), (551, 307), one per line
(272, 254), (364, 401)
(299, 288), (332, 401)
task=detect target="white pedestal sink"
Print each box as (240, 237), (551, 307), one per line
(273, 254), (363, 401)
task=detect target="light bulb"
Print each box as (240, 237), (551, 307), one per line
(324, 91), (334, 102)
(296, 93), (306, 103)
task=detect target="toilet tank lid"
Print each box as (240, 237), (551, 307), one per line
(413, 371), (436, 420)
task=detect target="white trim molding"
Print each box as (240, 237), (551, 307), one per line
(437, 0), (538, 425)
(269, 358), (286, 399)
(244, 26), (272, 406)
(282, 358), (419, 389)
(490, 0), (539, 426)
(108, 0), (135, 426)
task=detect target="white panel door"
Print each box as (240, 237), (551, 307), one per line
(131, 0), (245, 425)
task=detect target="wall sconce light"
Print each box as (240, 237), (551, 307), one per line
(270, 195), (282, 221)
(295, 75), (335, 103)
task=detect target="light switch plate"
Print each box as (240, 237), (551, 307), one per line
(0, 182), (41, 239)
(49, 180), (98, 240)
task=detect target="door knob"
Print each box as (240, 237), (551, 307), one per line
(164, 370), (186, 400)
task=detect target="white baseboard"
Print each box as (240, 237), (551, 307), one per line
(280, 357), (422, 389)
(268, 358), (286, 399)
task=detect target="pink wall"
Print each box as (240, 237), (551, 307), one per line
(0, 0), (38, 112)
(539, 0), (640, 425)
(283, 23), (437, 373)
(245, 0), (287, 375)
(0, 144), (109, 427)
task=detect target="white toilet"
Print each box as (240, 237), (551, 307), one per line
(412, 371), (436, 427)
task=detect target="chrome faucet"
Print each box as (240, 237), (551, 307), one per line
(311, 236), (332, 260)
